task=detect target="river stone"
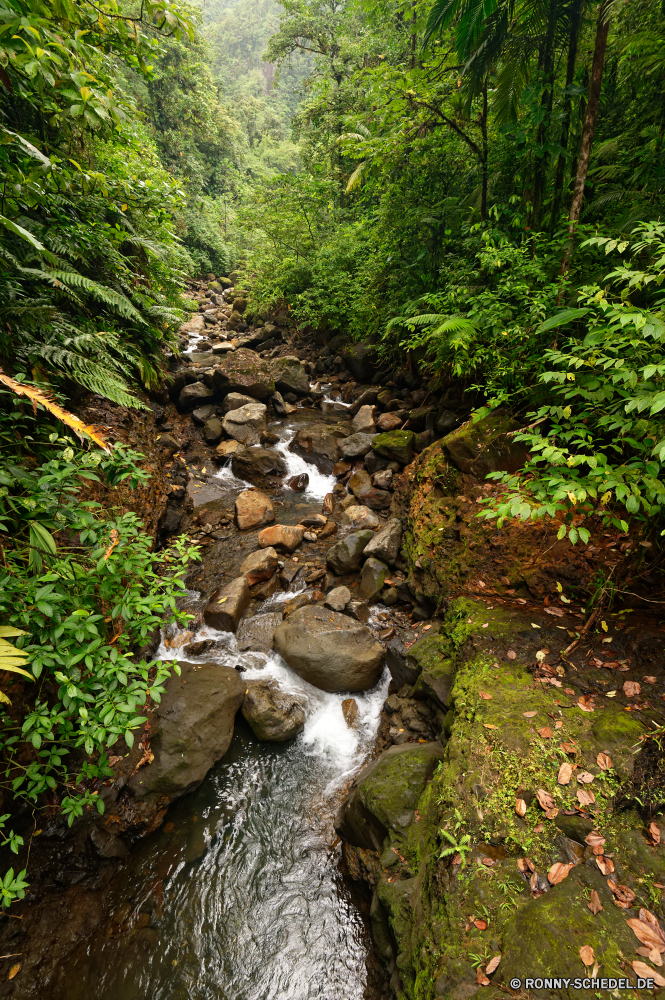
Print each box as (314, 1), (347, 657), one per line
(273, 606), (384, 693)
(326, 529), (374, 574)
(235, 489), (274, 530)
(376, 412), (403, 433)
(180, 313), (205, 334)
(338, 432), (376, 459)
(340, 505), (380, 530)
(222, 391), (255, 412)
(239, 546), (279, 586)
(363, 518), (402, 565)
(270, 356), (310, 395)
(271, 390), (297, 416)
(348, 469), (372, 499)
(203, 416), (223, 444)
(286, 473), (309, 491)
(204, 576), (251, 632)
(215, 439), (242, 459)
(371, 430), (414, 465)
(177, 381), (215, 413)
(442, 410), (529, 478)
(236, 612), (283, 654)
(128, 661), (244, 801)
(343, 344), (378, 382)
(372, 469), (393, 490)
(290, 423), (346, 473)
(157, 433), (180, 454)
(231, 447), (286, 484)
(325, 586), (351, 612)
(212, 348), (275, 399)
(334, 742), (445, 850)
(342, 698), (359, 728)
(360, 557), (388, 600)
(222, 402), (267, 444)
(345, 599), (370, 623)
(351, 405), (377, 435)
(357, 487), (392, 510)
(258, 524), (304, 553)
(241, 679), (306, 742)
(282, 593), (312, 616)
(192, 404), (216, 426)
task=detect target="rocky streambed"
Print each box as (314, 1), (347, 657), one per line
(2, 278), (665, 1000)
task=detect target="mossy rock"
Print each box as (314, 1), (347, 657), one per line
(441, 410), (529, 479)
(372, 429), (415, 465)
(592, 709), (645, 749)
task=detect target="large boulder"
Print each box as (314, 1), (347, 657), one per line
(203, 416), (223, 444)
(326, 529), (374, 574)
(351, 405), (377, 435)
(290, 423), (347, 474)
(324, 586), (351, 612)
(236, 612), (283, 654)
(338, 432), (376, 459)
(128, 661), (244, 801)
(235, 489), (274, 530)
(348, 469), (372, 499)
(258, 524), (304, 553)
(212, 348), (275, 399)
(239, 546), (279, 586)
(180, 313), (205, 335)
(343, 343), (378, 382)
(241, 679), (306, 742)
(334, 742), (445, 850)
(376, 412), (403, 433)
(363, 517), (402, 565)
(177, 381), (215, 413)
(222, 392), (255, 412)
(359, 557), (388, 600)
(442, 410), (529, 478)
(273, 606), (384, 692)
(371, 429), (414, 465)
(270, 356), (310, 395)
(222, 402), (267, 445)
(231, 447), (286, 484)
(340, 505), (380, 530)
(204, 576), (250, 632)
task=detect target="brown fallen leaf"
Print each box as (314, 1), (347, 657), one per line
(648, 821), (661, 846)
(517, 857), (536, 873)
(577, 695), (595, 712)
(631, 961), (665, 987)
(558, 762), (573, 785)
(507, 650), (517, 659)
(597, 752), (612, 770)
(588, 890), (603, 915)
(515, 798), (527, 817)
(596, 855), (615, 875)
(577, 787), (596, 807)
(534, 822), (544, 833)
(536, 788), (555, 811)
(561, 741), (578, 754)
(643, 676), (657, 685)
(486, 954), (501, 975)
(474, 918), (488, 930)
(483, 724), (498, 730)
(538, 726), (553, 738)
(585, 831), (606, 855)
(548, 862), (575, 885)
(580, 945), (595, 966)
(577, 771), (595, 783)
(608, 880), (636, 906)
(545, 806), (560, 820)
(530, 871), (539, 893)
(7, 965), (20, 981)
(627, 910), (665, 953)
(636, 948), (663, 967)
(476, 967), (490, 986)
(565, 687), (575, 695)
(479, 691), (492, 700)
(523, 710), (538, 718)
(555, 720), (563, 729)
(624, 680), (641, 698)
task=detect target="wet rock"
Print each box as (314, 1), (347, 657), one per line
(335, 742), (445, 850)
(261, 430), (280, 446)
(239, 546), (279, 585)
(203, 416), (224, 444)
(372, 429), (414, 465)
(212, 342), (235, 354)
(182, 637), (219, 657)
(215, 439), (242, 459)
(286, 473), (309, 491)
(242, 679), (306, 742)
(89, 825), (128, 858)
(442, 410), (528, 478)
(326, 529), (374, 574)
(340, 505), (380, 530)
(235, 489), (274, 530)
(282, 593), (312, 616)
(222, 402), (267, 445)
(348, 388), (379, 415)
(342, 698), (359, 728)
(222, 392), (255, 412)
(128, 661), (244, 801)
(325, 586), (351, 612)
(212, 348), (275, 399)
(178, 381), (215, 413)
(180, 313), (205, 334)
(231, 447), (286, 484)
(270, 356), (310, 395)
(252, 573), (280, 599)
(414, 430), (432, 451)
(436, 409), (460, 436)
(372, 469), (393, 490)
(299, 513), (327, 528)
(339, 494), (357, 510)
(322, 493), (334, 514)
(273, 606), (384, 692)
(192, 404), (216, 426)
(358, 487), (392, 510)
(157, 432), (180, 454)
(303, 531), (317, 542)
(290, 423), (346, 473)
(376, 412), (403, 433)
(318, 521), (338, 540)
(363, 518), (402, 565)
(345, 599), (370, 623)
(271, 390), (297, 416)
(343, 344), (378, 382)
(360, 557), (389, 600)
(348, 469), (372, 499)
(236, 612), (283, 653)
(258, 524), (304, 553)
(382, 587), (398, 606)
(204, 576), (251, 632)
(351, 405), (377, 435)
(338, 432), (376, 459)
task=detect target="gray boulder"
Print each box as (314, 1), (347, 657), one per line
(239, 547), (279, 586)
(363, 518), (402, 565)
(351, 405), (377, 435)
(324, 586), (351, 612)
(192, 404), (216, 426)
(222, 392), (255, 412)
(338, 432), (376, 459)
(273, 606), (384, 692)
(203, 416), (223, 444)
(231, 447), (286, 484)
(360, 557), (388, 600)
(290, 422), (347, 473)
(222, 402), (267, 444)
(204, 576), (250, 632)
(178, 381), (215, 413)
(212, 348), (275, 399)
(372, 430), (415, 465)
(326, 529), (374, 574)
(236, 612), (283, 653)
(270, 356), (310, 395)
(241, 679), (306, 742)
(340, 505), (380, 530)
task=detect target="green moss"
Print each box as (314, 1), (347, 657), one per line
(592, 709), (646, 748)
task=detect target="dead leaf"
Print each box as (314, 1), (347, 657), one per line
(7, 965), (20, 981)
(536, 788), (555, 811)
(577, 788), (596, 807)
(558, 762), (573, 785)
(627, 910), (665, 953)
(486, 955), (501, 975)
(596, 855), (615, 875)
(565, 688), (575, 695)
(474, 919), (488, 930)
(507, 650), (517, 660)
(545, 806), (560, 820)
(523, 710), (538, 718)
(479, 691), (492, 700)
(530, 871), (539, 892)
(561, 741), (578, 754)
(644, 675), (657, 684)
(607, 880), (636, 907)
(597, 753), (612, 770)
(538, 726), (554, 739)
(517, 857), (536, 873)
(534, 822), (544, 834)
(636, 948), (664, 967)
(483, 724), (498, 730)
(476, 968), (490, 986)
(580, 945), (595, 966)
(548, 862), (575, 885)
(585, 831), (606, 854)
(577, 771), (595, 783)
(515, 798), (527, 817)
(649, 822), (661, 846)
(555, 720), (563, 728)
(631, 962), (665, 987)
(588, 890), (603, 915)
(624, 681), (641, 698)
(577, 695), (595, 712)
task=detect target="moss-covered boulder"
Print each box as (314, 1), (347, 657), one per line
(441, 409), (528, 478)
(372, 429), (415, 465)
(211, 348), (275, 399)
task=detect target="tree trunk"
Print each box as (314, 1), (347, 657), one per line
(531, 0), (560, 228)
(480, 81), (488, 223)
(550, 0), (583, 230)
